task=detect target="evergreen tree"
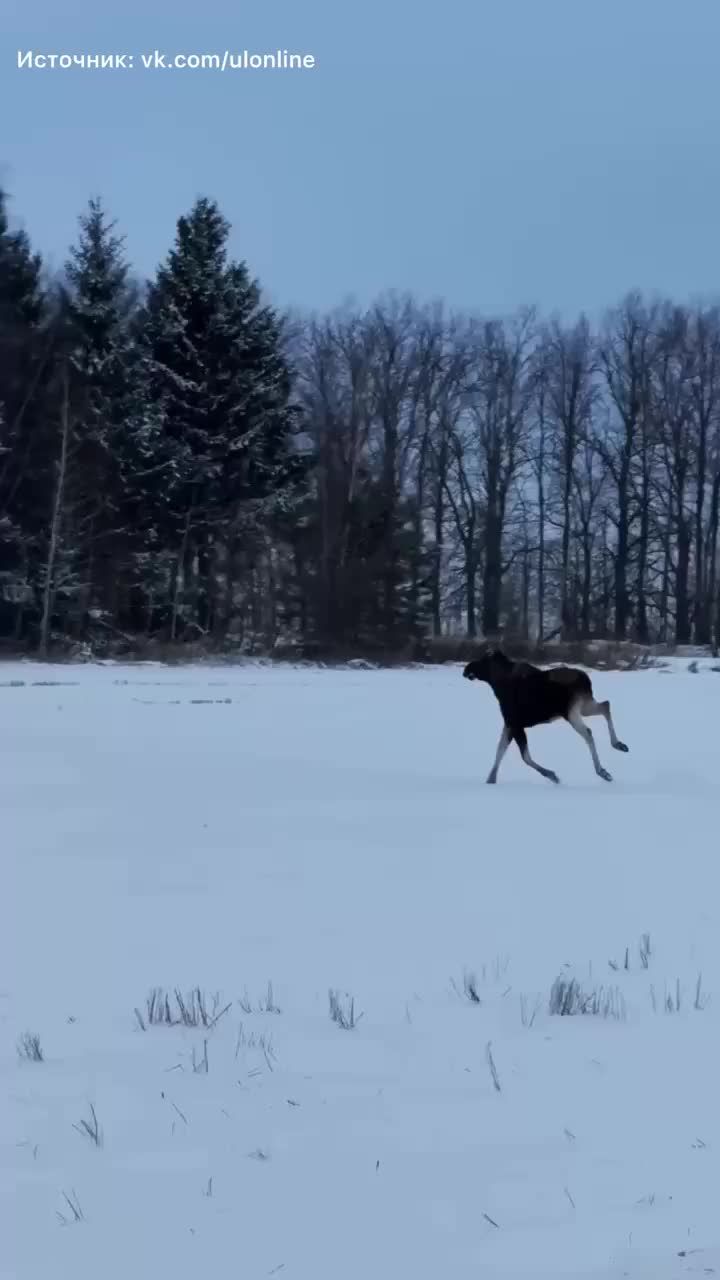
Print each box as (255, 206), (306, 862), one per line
(0, 189), (44, 331)
(61, 197), (151, 630)
(0, 190), (52, 638)
(142, 196), (305, 638)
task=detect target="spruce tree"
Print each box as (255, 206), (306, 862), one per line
(62, 197), (151, 629)
(0, 189), (44, 330)
(142, 196), (304, 638)
(0, 190), (51, 637)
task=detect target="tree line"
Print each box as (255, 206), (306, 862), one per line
(1, 187), (719, 658)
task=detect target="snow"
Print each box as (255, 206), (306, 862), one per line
(2, 658), (719, 1279)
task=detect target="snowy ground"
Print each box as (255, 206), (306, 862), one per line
(2, 657), (720, 1279)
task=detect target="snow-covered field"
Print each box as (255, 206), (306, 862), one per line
(2, 657), (719, 1279)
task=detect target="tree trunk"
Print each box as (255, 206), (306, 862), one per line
(614, 498), (630, 640)
(635, 491), (650, 643)
(430, 436), (447, 636)
(536, 421), (546, 643)
(659, 526), (672, 643)
(560, 468), (573, 637)
(675, 514), (691, 644)
(170, 506), (193, 641)
(706, 472), (720, 652)
(409, 430), (428, 637)
(580, 525), (592, 638)
(482, 505), (503, 636)
(466, 554), (477, 637)
(39, 365), (70, 659)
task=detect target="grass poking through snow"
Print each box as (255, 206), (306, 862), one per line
(73, 1104), (103, 1148)
(609, 932), (652, 973)
(56, 1190), (84, 1227)
(328, 989), (363, 1030)
(520, 994), (540, 1028)
(485, 1041), (502, 1093)
(548, 975), (626, 1020)
(650, 973), (709, 1014)
(239, 981), (281, 1015)
(191, 1039), (210, 1074)
(17, 1032), (44, 1062)
(451, 970), (481, 1004)
(134, 987), (231, 1031)
(234, 1022), (277, 1070)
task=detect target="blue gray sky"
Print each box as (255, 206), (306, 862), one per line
(2, 0), (720, 318)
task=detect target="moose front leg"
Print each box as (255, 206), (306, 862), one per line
(486, 725), (511, 783)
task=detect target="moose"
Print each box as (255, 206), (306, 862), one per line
(463, 649), (629, 785)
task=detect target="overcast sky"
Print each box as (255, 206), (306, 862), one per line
(2, 0), (720, 319)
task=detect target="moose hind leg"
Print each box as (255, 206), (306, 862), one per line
(581, 696), (629, 752)
(512, 726), (560, 785)
(568, 706), (612, 781)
